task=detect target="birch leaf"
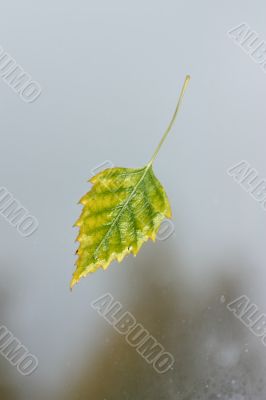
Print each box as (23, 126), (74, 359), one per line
(71, 75), (190, 288)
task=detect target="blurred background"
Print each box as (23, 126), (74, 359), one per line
(0, 0), (266, 399)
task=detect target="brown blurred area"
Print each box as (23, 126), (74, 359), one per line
(0, 289), (18, 400)
(63, 248), (265, 400)
(1, 248), (266, 399)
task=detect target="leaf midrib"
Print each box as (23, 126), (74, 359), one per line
(93, 164), (152, 257)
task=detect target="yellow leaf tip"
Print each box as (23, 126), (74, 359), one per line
(70, 278), (76, 290)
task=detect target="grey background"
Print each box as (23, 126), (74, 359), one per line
(0, 0), (266, 399)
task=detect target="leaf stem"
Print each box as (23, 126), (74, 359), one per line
(148, 75), (190, 166)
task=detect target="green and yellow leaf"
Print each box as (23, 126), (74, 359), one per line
(71, 75), (190, 288)
(70, 166), (171, 288)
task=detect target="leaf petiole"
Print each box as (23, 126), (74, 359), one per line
(148, 75), (190, 166)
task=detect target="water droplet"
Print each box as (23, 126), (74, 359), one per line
(220, 295), (226, 303)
